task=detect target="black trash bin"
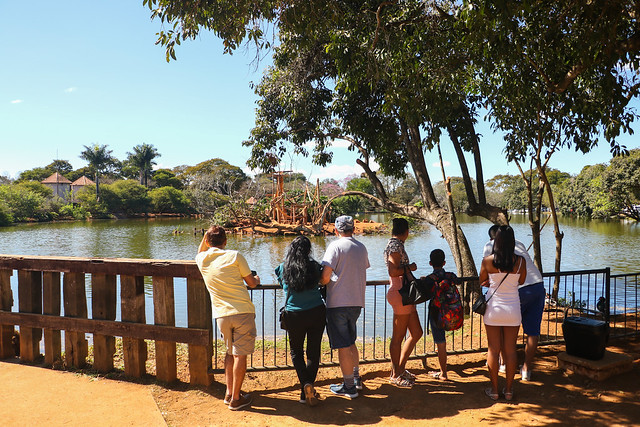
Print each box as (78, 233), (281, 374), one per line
(562, 316), (609, 360)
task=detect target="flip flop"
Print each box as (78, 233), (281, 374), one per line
(485, 388), (499, 401)
(503, 388), (514, 401)
(390, 375), (413, 388)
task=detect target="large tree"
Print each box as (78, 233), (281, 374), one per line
(79, 144), (114, 201)
(460, 1), (639, 296)
(126, 143), (160, 187)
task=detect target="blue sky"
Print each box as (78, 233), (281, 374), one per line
(1, 1), (638, 183)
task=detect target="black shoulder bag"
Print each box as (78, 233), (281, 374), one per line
(279, 286), (291, 330)
(472, 272), (508, 315)
(399, 265), (433, 306)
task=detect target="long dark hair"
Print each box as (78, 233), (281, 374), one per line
(283, 236), (320, 292)
(492, 225), (516, 272)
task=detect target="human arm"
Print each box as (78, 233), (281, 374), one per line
(516, 255), (527, 285)
(243, 272), (260, 289)
(479, 256), (491, 287)
(320, 264), (333, 285)
(387, 251), (417, 277)
(197, 235), (209, 253)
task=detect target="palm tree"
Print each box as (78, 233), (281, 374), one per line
(127, 143), (160, 187)
(79, 144), (113, 200)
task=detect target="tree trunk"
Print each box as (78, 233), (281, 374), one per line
(536, 161), (564, 300)
(95, 173), (101, 202)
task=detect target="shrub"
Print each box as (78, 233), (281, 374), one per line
(0, 184), (46, 221)
(0, 201), (13, 226)
(149, 186), (191, 213)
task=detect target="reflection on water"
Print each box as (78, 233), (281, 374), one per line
(2, 215), (639, 328)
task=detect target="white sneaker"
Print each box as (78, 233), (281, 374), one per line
(521, 367), (531, 382)
(499, 364), (506, 374)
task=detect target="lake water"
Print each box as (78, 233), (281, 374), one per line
(2, 214), (639, 328)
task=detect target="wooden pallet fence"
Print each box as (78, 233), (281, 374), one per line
(0, 255), (213, 386)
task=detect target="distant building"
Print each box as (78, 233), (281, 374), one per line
(70, 176), (95, 203)
(41, 173), (72, 199)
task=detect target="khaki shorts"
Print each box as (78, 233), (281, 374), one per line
(216, 312), (257, 356)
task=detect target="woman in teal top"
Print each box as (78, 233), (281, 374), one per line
(275, 236), (325, 407)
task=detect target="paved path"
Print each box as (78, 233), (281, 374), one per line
(0, 361), (166, 426)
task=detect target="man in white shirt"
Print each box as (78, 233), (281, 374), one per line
(320, 215), (370, 398)
(196, 225), (260, 410)
(483, 225), (545, 381)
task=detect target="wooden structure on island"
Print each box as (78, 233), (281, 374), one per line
(267, 171), (322, 226)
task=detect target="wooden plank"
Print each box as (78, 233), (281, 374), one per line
(153, 276), (177, 383)
(91, 274), (116, 373)
(120, 275), (147, 377)
(187, 276), (213, 386)
(0, 255), (201, 278)
(42, 272), (62, 365)
(0, 312), (209, 345)
(0, 269), (15, 359)
(18, 270), (42, 362)
(63, 272), (88, 368)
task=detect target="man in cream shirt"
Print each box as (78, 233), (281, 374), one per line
(196, 225), (260, 410)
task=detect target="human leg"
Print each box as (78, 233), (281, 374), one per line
(305, 305), (327, 386)
(326, 307), (361, 397)
(398, 311), (423, 375)
(231, 354), (248, 400)
(217, 313), (256, 407)
(286, 310), (311, 390)
(519, 283), (545, 375)
(389, 313), (410, 378)
(429, 313), (447, 379)
(224, 352), (234, 398)
(501, 325), (520, 398)
(485, 324), (502, 395)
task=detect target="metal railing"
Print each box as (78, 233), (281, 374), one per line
(214, 267), (639, 372)
(1, 254), (637, 376)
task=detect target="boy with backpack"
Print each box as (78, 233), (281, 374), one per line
(425, 249), (463, 380)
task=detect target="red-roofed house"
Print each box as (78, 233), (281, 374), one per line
(41, 173), (72, 199)
(71, 176), (95, 203)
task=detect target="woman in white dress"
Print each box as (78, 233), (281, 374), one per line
(479, 225), (526, 401)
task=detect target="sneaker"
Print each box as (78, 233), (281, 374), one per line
(330, 383), (358, 399)
(499, 364), (506, 374)
(223, 394), (232, 405)
(354, 376), (364, 390)
(228, 393), (252, 410)
(304, 383), (319, 407)
(520, 367), (531, 382)
(299, 390), (306, 404)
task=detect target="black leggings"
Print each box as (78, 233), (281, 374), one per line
(286, 304), (326, 392)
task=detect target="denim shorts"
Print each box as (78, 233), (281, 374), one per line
(429, 313), (446, 344)
(519, 282), (546, 336)
(326, 306), (361, 349)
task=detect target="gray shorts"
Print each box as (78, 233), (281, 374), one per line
(216, 312), (257, 356)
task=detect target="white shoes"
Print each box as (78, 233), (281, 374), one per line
(520, 367), (531, 381)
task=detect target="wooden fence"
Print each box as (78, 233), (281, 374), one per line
(0, 255), (213, 386)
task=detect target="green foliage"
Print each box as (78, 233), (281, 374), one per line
(17, 167), (52, 182)
(185, 158), (248, 195)
(153, 169), (183, 189)
(602, 149), (640, 220)
(17, 181), (53, 199)
(390, 176), (419, 206)
(59, 204), (90, 220)
(126, 143), (160, 187)
(46, 160), (74, 176)
(0, 184), (46, 221)
(0, 201), (13, 226)
(149, 186), (191, 213)
(100, 180), (150, 215)
(76, 187), (111, 218)
(79, 144), (115, 200)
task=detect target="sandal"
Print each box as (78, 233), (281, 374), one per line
(485, 388), (499, 401)
(429, 371), (449, 381)
(503, 388), (514, 401)
(390, 375), (413, 388)
(401, 370), (416, 383)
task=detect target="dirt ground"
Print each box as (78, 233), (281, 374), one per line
(1, 337), (639, 426)
(150, 337), (640, 426)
